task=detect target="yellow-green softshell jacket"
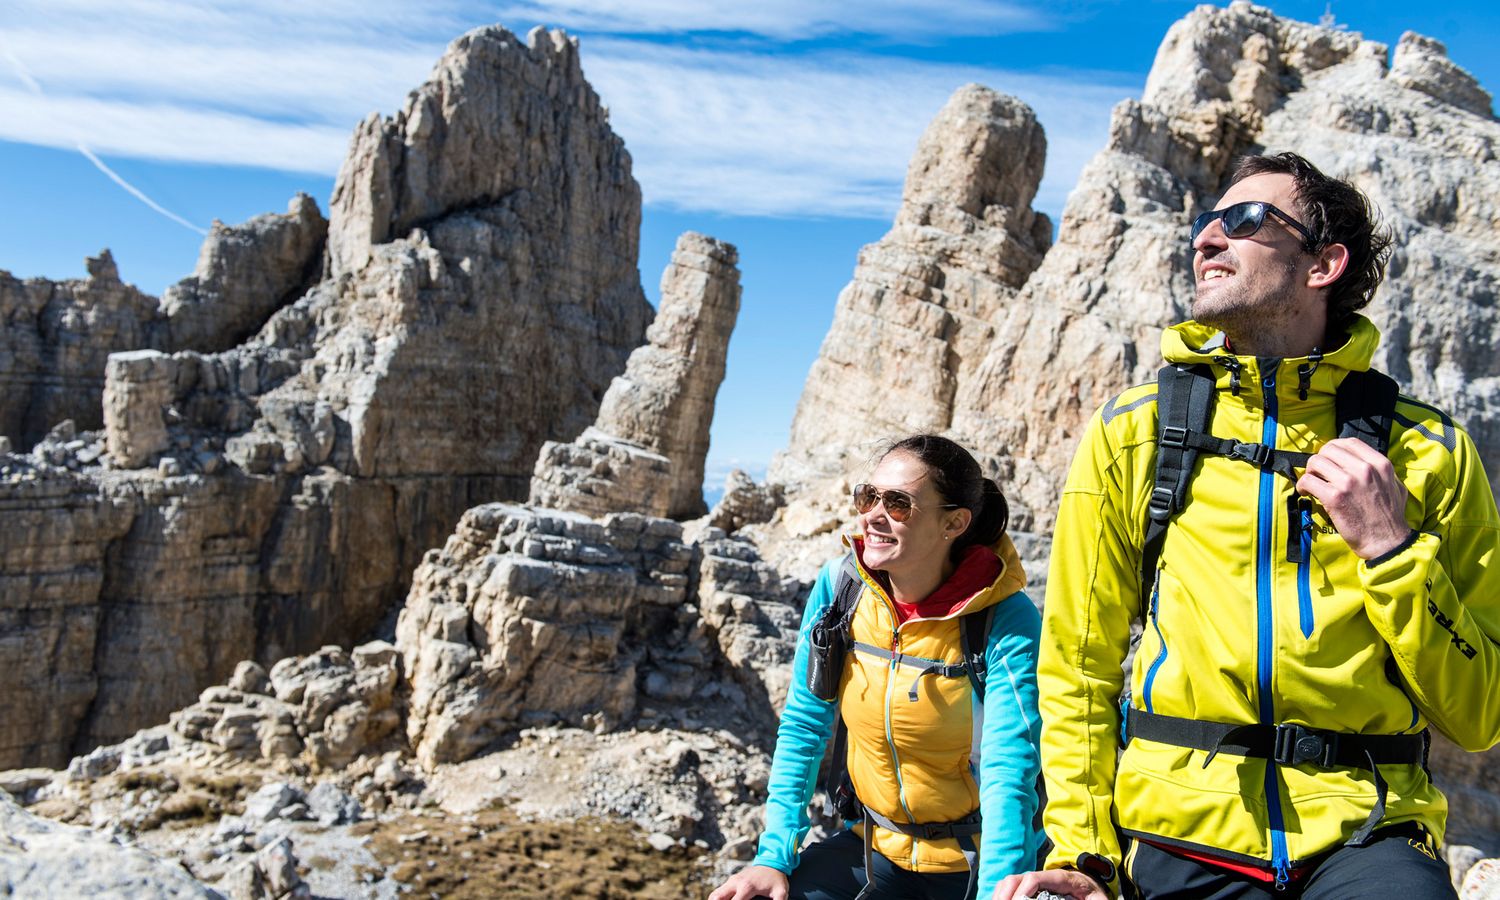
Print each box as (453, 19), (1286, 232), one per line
(1040, 316), (1500, 879)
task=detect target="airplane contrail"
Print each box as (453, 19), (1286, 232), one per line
(75, 144), (208, 236)
(3, 46), (208, 237)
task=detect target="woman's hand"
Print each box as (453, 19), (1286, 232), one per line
(708, 864), (790, 900)
(993, 868), (1109, 900)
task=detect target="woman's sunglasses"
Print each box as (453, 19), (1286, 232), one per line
(852, 483), (957, 523)
(1190, 201), (1314, 247)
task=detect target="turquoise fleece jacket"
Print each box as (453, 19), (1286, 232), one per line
(751, 557), (1044, 897)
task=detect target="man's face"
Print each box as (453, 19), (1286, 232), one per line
(1191, 172), (1314, 336)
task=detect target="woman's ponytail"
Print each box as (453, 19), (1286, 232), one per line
(951, 477), (1008, 561)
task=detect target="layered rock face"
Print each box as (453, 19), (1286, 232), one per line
(531, 232), (741, 519)
(0, 252), (163, 449)
(0, 199), (327, 452)
(396, 504), (802, 770)
(0, 25), (650, 769)
(397, 504), (695, 768)
(772, 85), (1050, 496)
(159, 193), (328, 353)
(314, 26), (649, 478)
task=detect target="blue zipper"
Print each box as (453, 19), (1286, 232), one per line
(1256, 364), (1292, 886)
(1143, 580), (1167, 714)
(1298, 504), (1314, 638)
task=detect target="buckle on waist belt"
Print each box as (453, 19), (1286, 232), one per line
(1126, 708), (1426, 770)
(921, 822), (956, 840)
(1274, 723), (1338, 767)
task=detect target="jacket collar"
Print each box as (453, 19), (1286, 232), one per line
(844, 532), (1026, 617)
(1159, 315), (1381, 400)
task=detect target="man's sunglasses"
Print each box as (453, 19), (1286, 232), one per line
(1190, 201), (1314, 247)
(852, 483), (958, 523)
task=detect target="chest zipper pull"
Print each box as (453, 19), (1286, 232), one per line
(1296, 348), (1322, 401)
(1217, 355), (1243, 396)
(1285, 495), (1312, 564)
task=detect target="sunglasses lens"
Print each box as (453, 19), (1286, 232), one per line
(1190, 211), (1213, 242)
(852, 485), (914, 521)
(1190, 202), (1267, 242)
(1222, 202), (1266, 238)
(882, 492), (913, 521)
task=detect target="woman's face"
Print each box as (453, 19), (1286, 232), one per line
(858, 451), (964, 579)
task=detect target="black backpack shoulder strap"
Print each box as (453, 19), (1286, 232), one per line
(959, 604), (996, 703)
(1139, 363), (1216, 601)
(1336, 368), (1399, 455)
(832, 552), (863, 621)
(820, 552), (865, 820)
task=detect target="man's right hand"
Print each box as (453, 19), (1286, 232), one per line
(993, 868), (1110, 900)
(708, 864), (790, 900)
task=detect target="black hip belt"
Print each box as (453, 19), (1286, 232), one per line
(863, 806), (982, 840)
(1127, 708), (1428, 770)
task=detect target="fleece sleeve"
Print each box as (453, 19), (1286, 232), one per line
(1038, 409), (1144, 878)
(974, 590), (1044, 899)
(1362, 428), (1500, 751)
(751, 560), (842, 873)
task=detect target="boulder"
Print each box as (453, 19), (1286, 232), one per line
(397, 504), (697, 767)
(0, 790), (217, 897)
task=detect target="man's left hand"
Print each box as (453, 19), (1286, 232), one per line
(1296, 437), (1413, 560)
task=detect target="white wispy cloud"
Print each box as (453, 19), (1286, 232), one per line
(0, 85), (351, 173)
(488, 0), (1047, 40)
(0, 0), (1133, 220)
(587, 40), (1130, 218)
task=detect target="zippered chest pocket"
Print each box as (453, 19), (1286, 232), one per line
(1285, 494), (1336, 638)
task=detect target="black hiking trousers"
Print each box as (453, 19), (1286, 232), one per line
(783, 829), (976, 900)
(1123, 824), (1456, 900)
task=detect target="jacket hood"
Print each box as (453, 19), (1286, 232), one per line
(1160, 315), (1380, 396)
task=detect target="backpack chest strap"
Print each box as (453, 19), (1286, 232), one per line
(851, 641), (971, 702)
(1163, 427), (1312, 484)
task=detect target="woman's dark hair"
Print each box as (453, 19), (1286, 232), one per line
(885, 434), (1008, 562)
(1229, 152), (1393, 331)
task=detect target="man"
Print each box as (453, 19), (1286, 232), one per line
(997, 153), (1500, 899)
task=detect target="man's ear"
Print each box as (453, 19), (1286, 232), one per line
(1307, 243), (1350, 289)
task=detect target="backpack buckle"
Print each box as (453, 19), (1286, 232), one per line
(921, 822), (956, 840)
(1228, 441), (1272, 469)
(1147, 487), (1175, 522)
(1274, 724), (1338, 767)
(1160, 426), (1189, 449)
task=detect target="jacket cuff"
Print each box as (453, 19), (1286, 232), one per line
(749, 850), (794, 875)
(1364, 529), (1421, 568)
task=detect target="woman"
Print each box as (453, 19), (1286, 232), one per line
(711, 434), (1043, 900)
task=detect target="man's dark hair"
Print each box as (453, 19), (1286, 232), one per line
(1230, 152), (1393, 329)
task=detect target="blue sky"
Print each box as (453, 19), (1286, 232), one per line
(2, 1), (1496, 489)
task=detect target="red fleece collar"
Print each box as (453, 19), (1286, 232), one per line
(848, 542), (1000, 624)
